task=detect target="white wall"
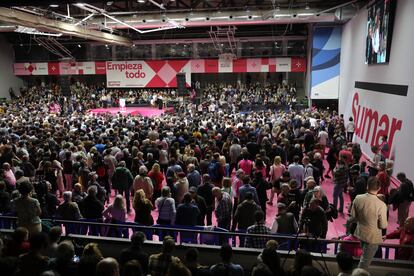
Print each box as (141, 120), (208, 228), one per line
(0, 35), (24, 99)
(339, 0), (414, 179)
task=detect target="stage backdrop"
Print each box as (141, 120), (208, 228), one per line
(13, 57), (306, 88)
(311, 26), (341, 99)
(340, 0), (414, 180)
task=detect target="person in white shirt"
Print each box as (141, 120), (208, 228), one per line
(318, 127), (329, 158)
(346, 117), (355, 142)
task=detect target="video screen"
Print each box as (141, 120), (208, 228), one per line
(365, 0), (397, 64)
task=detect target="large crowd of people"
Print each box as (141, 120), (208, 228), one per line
(0, 80), (413, 276)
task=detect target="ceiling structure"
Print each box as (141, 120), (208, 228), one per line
(0, 0), (368, 60)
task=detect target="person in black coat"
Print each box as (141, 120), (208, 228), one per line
(119, 231), (149, 274)
(79, 186), (104, 220)
(189, 186), (207, 226)
(252, 171), (269, 216)
(197, 174), (215, 225)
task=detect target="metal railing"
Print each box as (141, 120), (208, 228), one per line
(1, 215), (413, 262)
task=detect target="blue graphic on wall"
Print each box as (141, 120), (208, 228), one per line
(311, 26), (342, 99)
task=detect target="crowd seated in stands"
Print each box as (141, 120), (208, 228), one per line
(0, 80), (412, 276)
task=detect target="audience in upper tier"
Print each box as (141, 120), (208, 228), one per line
(0, 81), (412, 276)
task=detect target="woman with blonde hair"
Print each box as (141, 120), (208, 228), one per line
(219, 155), (230, 177)
(103, 194), (126, 222)
(132, 189), (154, 226)
(267, 156), (286, 205)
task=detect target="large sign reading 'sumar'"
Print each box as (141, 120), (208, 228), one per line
(346, 81), (408, 176)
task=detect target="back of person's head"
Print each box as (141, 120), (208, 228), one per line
(63, 191), (72, 203)
(130, 231), (146, 248)
(82, 243), (103, 258)
(49, 226), (62, 243)
(56, 240), (75, 263)
(211, 263), (231, 276)
(183, 193), (192, 204)
(87, 185), (97, 197)
(17, 181), (33, 196)
(162, 236), (175, 254)
(261, 247), (283, 274)
(161, 186), (171, 197)
(96, 257), (120, 276)
(293, 250), (312, 273)
(242, 175), (250, 184)
(254, 210), (265, 223)
(166, 260), (191, 276)
(336, 251), (353, 273)
(220, 243), (233, 262)
(300, 265), (322, 276)
(293, 155), (300, 163)
(367, 177), (380, 192)
(29, 232), (49, 252)
(351, 268), (371, 276)
(252, 263), (273, 276)
(184, 248), (199, 264)
(13, 227), (29, 243)
(244, 192), (253, 201)
(123, 260), (143, 276)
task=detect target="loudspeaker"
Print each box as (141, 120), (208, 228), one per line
(176, 73), (186, 96)
(59, 76), (71, 96)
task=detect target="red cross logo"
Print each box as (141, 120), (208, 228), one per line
(296, 61), (302, 68)
(51, 66), (56, 71)
(195, 63), (200, 68)
(27, 64), (35, 73)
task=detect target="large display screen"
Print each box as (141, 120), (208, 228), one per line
(365, 0), (397, 64)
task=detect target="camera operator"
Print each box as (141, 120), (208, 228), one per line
(299, 198), (328, 239)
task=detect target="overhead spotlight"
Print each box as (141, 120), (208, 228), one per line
(137, 0), (145, 3)
(305, 2), (310, 10)
(78, 44), (82, 48)
(132, 44), (136, 47)
(49, 4), (59, 8)
(275, 5), (280, 11)
(19, 43), (23, 47)
(107, 1), (113, 5)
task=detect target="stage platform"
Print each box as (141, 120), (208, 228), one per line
(88, 106), (173, 117)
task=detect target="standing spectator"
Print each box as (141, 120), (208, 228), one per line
(148, 237), (181, 276)
(252, 171), (269, 215)
(175, 193), (200, 227)
(380, 135), (390, 159)
(56, 191), (82, 220)
(197, 174), (215, 225)
(350, 177), (388, 269)
(0, 181), (11, 213)
(384, 217), (414, 261)
(333, 160), (348, 213)
(245, 210), (271, 249)
(238, 153), (253, 176)
(189, 186), (207, 226)
(174, 172), (189, 204)
(325, 146), (338, 179)
(271, 203), (298, 235)
(210, 244), (244, 276)
(132, 189), (154, 226)
(112, 161), (134, 213)
(208, 153), (225, 187)
(288, 156), (304, 189)
(187, 164), (201, 188)
(394, 172), (413, 226)
(212, 187), (232, 230)
(13, 181), (42, 235)
(338, 223), (362, 257)
(346, 117), (355, 142)
(2, 163), (16, 191)
(79, 186), (104, 221)
(133, 166), (154, 201)
(229, 138), (242, 174)
(317, 127), (329, 158)
(103, 194), (126, 223)
(155, 187), (176, 225)
(232, 192), (261, 245)
(336, 251), (354, 276)
(17, 232), (49, 276)
(119, 231), (149, 274)
(72, 183), (87, 204)
(376, 162), (390, 197)
(268, 156), (285, 205)
(303, 156), (313, 182)
(148, 163), (164, 201)
(300, 198), (328, 238)
(238, 175), (259, 204)
(63, 151), (73, 192)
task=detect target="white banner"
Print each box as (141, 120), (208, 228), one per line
(106, 61), (156, 88)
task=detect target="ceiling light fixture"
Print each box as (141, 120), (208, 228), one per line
(49, 4), (59, 8)
(78, 44), (82, 47)
(305, 2), (310, 10)
(137, 0), (145, 3)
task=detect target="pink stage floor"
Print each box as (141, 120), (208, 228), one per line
(88, 107), (172, 117)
